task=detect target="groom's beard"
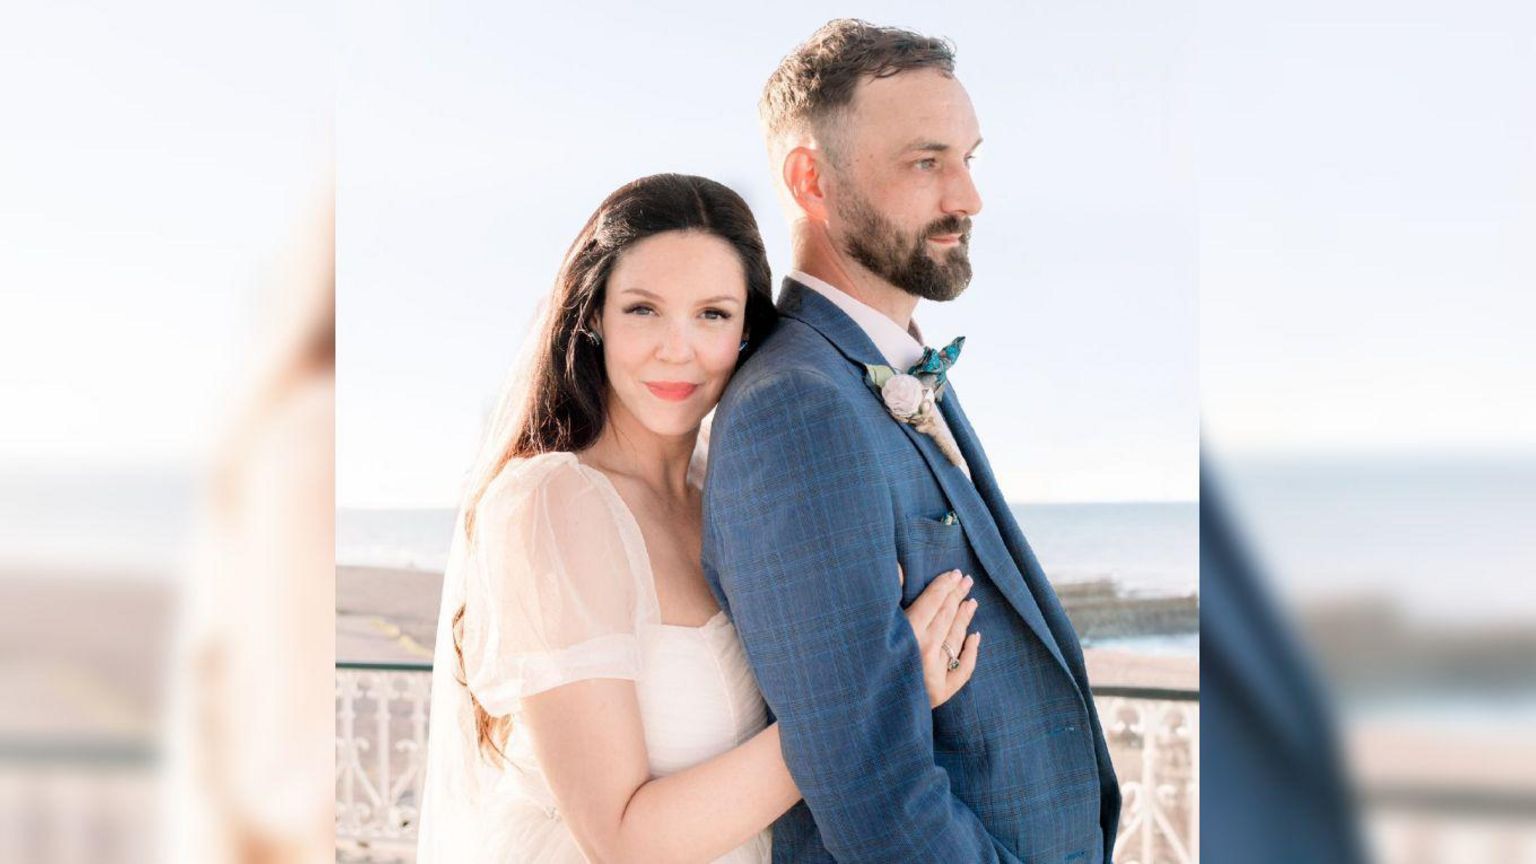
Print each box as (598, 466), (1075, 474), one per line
(837, 190), (973, 302)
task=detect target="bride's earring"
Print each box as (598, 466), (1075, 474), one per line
(586, 329), (603, 347)
(738, 339), (748, 353)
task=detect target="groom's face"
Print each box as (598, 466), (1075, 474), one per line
(827, 69), (984, 302)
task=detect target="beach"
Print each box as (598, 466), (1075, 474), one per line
(338, 565), (441, 665)
(0, 569), (171, 740)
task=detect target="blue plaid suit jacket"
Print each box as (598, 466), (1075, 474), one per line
(702, 279), (1121, 863)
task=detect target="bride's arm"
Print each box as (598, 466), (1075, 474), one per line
(518, 569), (979, 864)
(521, 681), (794, 864)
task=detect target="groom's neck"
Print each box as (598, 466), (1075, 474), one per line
(793, 230), (919, 332)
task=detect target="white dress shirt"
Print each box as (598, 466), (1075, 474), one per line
(791, 270), (972, 479)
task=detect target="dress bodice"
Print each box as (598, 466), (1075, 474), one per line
(488, 615), (771, 863)
(637, 613), (768, 776)
(419, 452), (770, 864)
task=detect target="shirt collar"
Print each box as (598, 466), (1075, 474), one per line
(789, 270), (926, 370)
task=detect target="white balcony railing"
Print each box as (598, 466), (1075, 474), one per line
(335, 662), (432, 863)
(335, 664), (1201, 863)
(1096, 688), (1200, 864)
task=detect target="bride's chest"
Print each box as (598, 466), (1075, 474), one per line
(608, 483), (719, 625)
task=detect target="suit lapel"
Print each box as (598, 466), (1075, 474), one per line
(940, 388), (1084, 687)
(778, 279), (1076, 687)
(895, 412), (1076, 686)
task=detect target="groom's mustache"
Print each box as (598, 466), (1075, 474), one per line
(924, 216), (973, 244)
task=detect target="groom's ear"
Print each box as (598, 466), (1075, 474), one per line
(783, 146), (830, 223)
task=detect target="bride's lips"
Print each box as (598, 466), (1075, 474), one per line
(645, 381), (699, 401)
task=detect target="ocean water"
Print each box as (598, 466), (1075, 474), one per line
(335, 501), (1200, 598)
(335, 507), (460, 575)
(0, 467), (196, 575)
(1218, 452), (1536, 624)
(1012, 502), (1197, 596)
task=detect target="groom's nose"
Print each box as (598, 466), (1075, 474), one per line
(942, 164), (983, 219)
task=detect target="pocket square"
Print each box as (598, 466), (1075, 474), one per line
(940, 510), (959, 526)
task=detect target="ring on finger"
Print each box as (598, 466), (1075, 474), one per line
(941, 641), (961, 672)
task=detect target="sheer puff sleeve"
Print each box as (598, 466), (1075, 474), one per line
(460, 454), (651, 718)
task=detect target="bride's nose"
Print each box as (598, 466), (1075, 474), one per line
(654, 321), (696, 364)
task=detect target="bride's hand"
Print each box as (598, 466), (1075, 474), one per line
(899, 565), (981, 709)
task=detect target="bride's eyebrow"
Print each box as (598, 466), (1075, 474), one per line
(620, 287), (741, 305)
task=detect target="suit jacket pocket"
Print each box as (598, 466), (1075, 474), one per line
(897, 514), (972, 604)
(897, 515), (986, 755)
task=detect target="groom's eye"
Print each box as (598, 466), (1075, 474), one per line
(916, 158), (939, 171)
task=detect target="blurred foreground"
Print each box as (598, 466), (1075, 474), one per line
(1210, 454), (1536, 863)
(0, 2), (334, 851)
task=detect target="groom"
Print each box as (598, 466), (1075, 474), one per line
(702, 19), (1121, 863)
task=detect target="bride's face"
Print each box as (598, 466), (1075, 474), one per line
(595, 230), (748, 439)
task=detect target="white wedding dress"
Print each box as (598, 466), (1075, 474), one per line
(417, 451), (771, 863)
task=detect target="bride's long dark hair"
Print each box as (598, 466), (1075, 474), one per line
(454, 173), (777, 764)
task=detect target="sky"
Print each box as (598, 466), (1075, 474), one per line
(4, 2), (1528, 515)
(1198, 0), (1536, 457)
(336, 1), (1201, 507)
(1, 2), (332, 470)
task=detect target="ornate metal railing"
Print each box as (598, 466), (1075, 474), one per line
(334, 664), (1201, 862)
(1096, 686), (1201, 864)
(1366, 786), (1536, 863)
(336, 661), (432, 862)
(0, 739), (158, 864)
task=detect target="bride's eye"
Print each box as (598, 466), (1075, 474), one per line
(624, 304), (657, 316)
(700, 308), (733, 321)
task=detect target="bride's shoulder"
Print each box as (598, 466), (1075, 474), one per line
(479, 451), (612, 525)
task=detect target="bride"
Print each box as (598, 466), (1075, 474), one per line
(417, 173), (982, 863)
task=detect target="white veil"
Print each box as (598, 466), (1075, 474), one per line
(416, 299), (549, 862)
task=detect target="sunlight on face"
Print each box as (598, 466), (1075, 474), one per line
(597, 230), (748, 439)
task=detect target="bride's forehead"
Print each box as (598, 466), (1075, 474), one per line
(608, 234), (747, 301)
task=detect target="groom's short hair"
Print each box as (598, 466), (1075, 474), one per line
(760, 19), (956, 165)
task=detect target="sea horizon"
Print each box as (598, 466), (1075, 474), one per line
(336, 500), (1202, 599)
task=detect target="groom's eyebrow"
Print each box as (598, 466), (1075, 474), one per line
(903, 137), (985, 155)
(905, 139), (951, 153)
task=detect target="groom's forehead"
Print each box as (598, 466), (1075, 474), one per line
(843, 70), (978, 143)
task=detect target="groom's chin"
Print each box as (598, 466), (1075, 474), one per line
(910, 273), (971, 303)
(938, 259), (973, 301)
(907, 254), (971, 302)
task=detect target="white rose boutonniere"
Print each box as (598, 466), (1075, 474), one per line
(881, 373), (925, 417)
(864, 365), (966, 470)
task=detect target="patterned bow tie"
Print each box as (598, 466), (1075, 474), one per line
(908, 336), (965, 397)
